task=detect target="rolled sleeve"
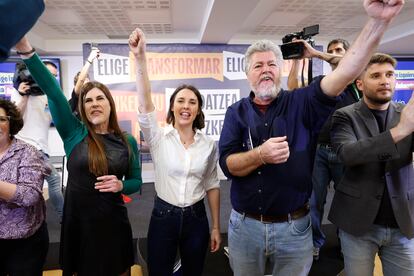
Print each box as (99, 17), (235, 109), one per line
(10, 145), (50, 207)
(137, 110), (161, 147)
(204, 143), (220, 191)
(218, 106), (242, 179)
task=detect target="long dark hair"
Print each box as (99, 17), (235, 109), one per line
(78, 81), (130, 176)
(166, 84), (205, 130)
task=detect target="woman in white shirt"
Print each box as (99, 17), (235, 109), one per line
(129, 28), (221, 276)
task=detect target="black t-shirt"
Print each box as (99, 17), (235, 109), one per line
(68, 89), (80, 119)
(370, 108), (398, 228)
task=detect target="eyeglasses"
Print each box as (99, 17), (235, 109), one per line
(0, 116), (11, 124)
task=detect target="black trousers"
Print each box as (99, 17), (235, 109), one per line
(0, 221), (49, 276)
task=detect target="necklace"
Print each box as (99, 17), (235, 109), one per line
(181, 137), (194, 145)
(177, 127), (195, 147)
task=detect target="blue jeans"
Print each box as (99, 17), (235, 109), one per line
(310, 144), (344, 248)
(228, 209), (313, 276)
(147, 197), (209, 276)
(43, 152), (64, 220)
(339, 226), (414, 276)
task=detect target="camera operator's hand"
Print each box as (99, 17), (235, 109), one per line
(87, 47), (100, 64)
(364, 0), (404, 23)
(295, 39), (343, 66)
(18, 82), (30, 95)
(294, 39), (319, 59)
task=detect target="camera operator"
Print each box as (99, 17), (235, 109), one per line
(298, 39), (364, 262)
(286, 39), (343, 90)
(11, 61), (64, 220)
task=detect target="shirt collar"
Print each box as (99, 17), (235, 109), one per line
(248, 90), (283, 106)
(164, 124), (203, 141)
(0, 139), (24, 162)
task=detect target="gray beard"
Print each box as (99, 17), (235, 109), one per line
(254, 83), (281, 101)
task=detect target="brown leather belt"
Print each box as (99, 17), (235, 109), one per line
(239, 203), (310, 223)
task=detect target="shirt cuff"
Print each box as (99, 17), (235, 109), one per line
(137, 110), (158, 129)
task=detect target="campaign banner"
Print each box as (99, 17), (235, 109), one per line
(393, 58), (414, 104)
(0, 57), (62, 101)
(83, 43), (323, 142)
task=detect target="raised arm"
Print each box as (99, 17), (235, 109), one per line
(299, 39), (343, 66)
(287, 41), (342, 91)
(287, 59), (301, 90)
(321, 0), (404, 97)
(14, 36), (83, 147)
(129, 28), (154, 113)
(74, 47), (100, 95)
(12, 82), (30, 114)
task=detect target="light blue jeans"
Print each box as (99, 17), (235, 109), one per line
(228, 209), (313, 276)
(310, 144), (344, 248)
(339, 226), (414, 276)
(42, 152), (64, 220)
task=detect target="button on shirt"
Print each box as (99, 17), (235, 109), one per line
(219, 76), (338, 215)
(137, 111), (220, 207)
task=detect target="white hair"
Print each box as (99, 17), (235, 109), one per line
(244, 39), (283, 72)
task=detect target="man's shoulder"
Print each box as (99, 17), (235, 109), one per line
(335, 101), (359, 114)
(226, 96), (251, 112)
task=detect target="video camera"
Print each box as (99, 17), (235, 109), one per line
(13, 62), (44, 96)
(280, 24), (319, 60)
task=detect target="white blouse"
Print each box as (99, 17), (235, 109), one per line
(137, 111), (220, 207)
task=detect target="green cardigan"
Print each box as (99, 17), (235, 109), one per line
(24, 54), (142, 194)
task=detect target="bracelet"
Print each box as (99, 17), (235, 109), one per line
(16, 47), (36, 55)
(257, 145), (266, 165)
(87, 59), (92, 64)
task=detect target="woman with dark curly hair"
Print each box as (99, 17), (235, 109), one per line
(0, 98), (51, 276)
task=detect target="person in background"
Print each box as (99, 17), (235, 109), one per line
(12, 60), (65, 220)
(15, 36), (142, 276)
(286, 40), (343, 90)
(218, 0), (404, 275)
(0, 0), (44, 62)
(329, 53), (414, 276)
(306, 38), (362, 261)
(0, 99), (50, 276)
(69, 47), (100, 117)
(129, 28), (221, 276)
